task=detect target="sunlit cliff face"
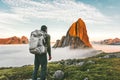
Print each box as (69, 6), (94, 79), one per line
(0, 36), (28, 44)
(69, 18), (92, 48)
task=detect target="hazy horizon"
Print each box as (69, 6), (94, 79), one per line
(0, 35), (119, 42)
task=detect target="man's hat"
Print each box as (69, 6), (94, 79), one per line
(41, 25), (47, 31)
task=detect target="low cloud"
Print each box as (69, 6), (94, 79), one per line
(50, 47), (101, 62)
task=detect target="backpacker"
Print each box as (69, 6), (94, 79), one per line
(29, 30), (47, 54)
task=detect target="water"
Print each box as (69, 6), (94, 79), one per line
(0, 44), (120, 67)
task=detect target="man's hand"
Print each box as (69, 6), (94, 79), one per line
(48, 56), (52, 60)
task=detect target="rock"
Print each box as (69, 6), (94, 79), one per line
(53, 18), (92, 49)
(20, 36), (28, 44)
(52, 36), (66, 48)
(53, 70), (64, 80)
(58, 36), (66, 47)
(100, 38), (120, 45)
(116, 54), (120, 58)
(0, 36), (28, 44)
(87, 60), (95, 64)
(24, 79), (32, 80)
(84, 77), (89, 80)
(87, 69), (90, 72)
(25, 78), (40, 80)
(76, 61), (85, 66)
(52, 40), (60, 48)
(103, 54), (119, 58)
(103, 55), (111, 58)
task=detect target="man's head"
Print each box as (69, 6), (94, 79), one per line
(41, 25), (47, 32)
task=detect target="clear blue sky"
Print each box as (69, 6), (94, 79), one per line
(0, 0), (120, 41)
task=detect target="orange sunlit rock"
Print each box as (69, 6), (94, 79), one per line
(0, 36), (28, 44)
(20, 36), (29, 44)
(101, 38), (120, 45)
(69, 18), (92, 47)
(53, 18), (92, 48)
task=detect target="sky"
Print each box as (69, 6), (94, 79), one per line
(0, 0), (120, 42)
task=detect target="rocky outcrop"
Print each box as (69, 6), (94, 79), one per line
(53, 18), (92, 48)
(20, 36), (28, 44)
(0, 36), (28, 44)
(100, 38), (120, 45)
(57, 36), (66, 47)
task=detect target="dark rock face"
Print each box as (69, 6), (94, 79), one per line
(62, 34), (87, 48)
(52, 40), (60, 48)
(58, 36), (66, 47)
(0, 36), (28, 44)
(53, 18), (92, 49)
(52, 36), (66, 48)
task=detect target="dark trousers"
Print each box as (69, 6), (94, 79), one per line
(32, 54), (47, 80)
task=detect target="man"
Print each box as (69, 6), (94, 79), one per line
(32, 25), (52, 80)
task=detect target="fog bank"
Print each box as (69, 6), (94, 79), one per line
(50, 47), (101, 62)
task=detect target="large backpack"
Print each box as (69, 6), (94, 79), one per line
(29, 30), (47, 54)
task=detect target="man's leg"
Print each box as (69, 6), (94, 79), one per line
(40, 54), (47, 80)
(32, 55), (40, 80)
(40, 64), (47, 80)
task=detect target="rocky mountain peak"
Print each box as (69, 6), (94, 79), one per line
(53, 18), (92, 48)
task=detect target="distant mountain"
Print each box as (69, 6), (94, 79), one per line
(100, 38), (120, 45)
(0, 36), (28, 44)
(53, 18), (92, 48)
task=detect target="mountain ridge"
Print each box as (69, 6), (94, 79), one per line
(92, 38), (120, 45)
(0, 36), (28, 44)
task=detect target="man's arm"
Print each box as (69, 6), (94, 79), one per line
(46, 34), (51, 60)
